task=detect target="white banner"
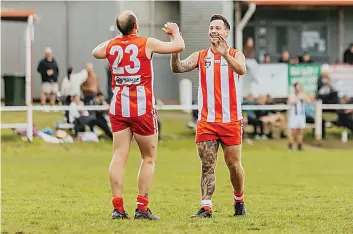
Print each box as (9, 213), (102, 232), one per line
(250, 64), (288, 98)
(326, 64), (353, 97)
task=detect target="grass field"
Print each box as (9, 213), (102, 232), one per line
(1, 111), (353, 233)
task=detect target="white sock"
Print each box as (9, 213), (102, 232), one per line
(201, 199), (212, 210)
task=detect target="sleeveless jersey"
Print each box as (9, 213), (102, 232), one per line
(289, 94), (305, 117)
(197, 47), (242, 123)
(106, 35), (154, 117)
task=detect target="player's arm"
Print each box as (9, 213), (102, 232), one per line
(146, 34), (185, 55)
(170, 51), (199, 73)
(222, 51), (246, 75)
(92, 40), (110, 59)
(146, 22), (185, 56)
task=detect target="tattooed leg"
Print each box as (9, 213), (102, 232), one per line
(222, 143), (244, 193)
(197, 140), (219, 200)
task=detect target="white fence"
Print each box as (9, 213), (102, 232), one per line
(1, 101), (353, 142)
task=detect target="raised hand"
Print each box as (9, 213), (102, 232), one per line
(212, 35), (228, 56)
(162, 22), (180, 37)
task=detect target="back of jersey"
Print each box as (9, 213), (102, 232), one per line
(106, 35), (154, 117)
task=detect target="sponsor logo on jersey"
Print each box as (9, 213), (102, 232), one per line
(115, 75), (141, 85)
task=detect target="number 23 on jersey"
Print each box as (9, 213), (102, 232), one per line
(109, 44), (141, 75)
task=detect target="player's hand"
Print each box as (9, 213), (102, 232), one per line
(213, 35), (228, 56)
(162, 22), (180, 37)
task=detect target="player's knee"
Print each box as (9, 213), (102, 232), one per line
(201, 164), (215, 174)
(112, 151), (128, 161)
(142, 155), (156, 165)
(225, 159), (242, 170)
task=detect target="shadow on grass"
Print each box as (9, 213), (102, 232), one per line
(1, 134), (23, 143)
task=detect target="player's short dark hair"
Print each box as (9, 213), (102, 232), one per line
(116, 14), (137, 35)
(210, 14), (230, 30)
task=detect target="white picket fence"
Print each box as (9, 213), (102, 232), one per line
(1, 101), (353, 142)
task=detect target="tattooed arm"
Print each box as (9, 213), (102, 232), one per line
(197, 140), (219, 200)
(170, 51), (199, 73)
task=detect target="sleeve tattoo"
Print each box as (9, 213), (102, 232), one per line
(171, 52), (198, 73)
(196, 140), (219, 200)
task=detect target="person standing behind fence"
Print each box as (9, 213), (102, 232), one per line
(37, 47), (59, 107)
(61, 67), (88, 122)
(81, 63), (100, 105)
(288, 82), (308, 151)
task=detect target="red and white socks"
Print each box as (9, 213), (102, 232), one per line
(112, 195), (150, 213)
(201, 199), (212, 211)
(234, 190), (244, 204)
(137, 195), (149, 212)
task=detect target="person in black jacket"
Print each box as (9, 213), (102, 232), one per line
(337, 96), (353, 133)
(37, 47), (59, 106)
(316, 72), (339, 105)
(343, 43), (353, 64)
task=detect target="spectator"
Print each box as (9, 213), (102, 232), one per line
(263, 54), (271, 64)
(69, 95), (112, 139)
(298, 52), (313, 64)
(256, 95), (286, 139)
(60, 66), (89, 121)
(243, 37), (259, 94)
(305, 93), (326, 139)
(81, 63), (100, 105)
(243, 37), (256, 59)
(69, 95), (90, 136)
(316, 71), (339, 104)
(336, 96), (353, 134)
(60, 67), (74, 103)
(88, 92), (113, 139)
(279, 51), (290, 63)
(243, 94), (265, 138)
(37, 47), (59, 106)
(343, 43), (353, 64)
(266, 94), (287, 139)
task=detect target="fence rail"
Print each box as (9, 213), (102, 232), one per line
(1, 102), (353, 141)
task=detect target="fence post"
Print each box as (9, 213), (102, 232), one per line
(179, 79), (193, 113)
(315, 99), (323, 141)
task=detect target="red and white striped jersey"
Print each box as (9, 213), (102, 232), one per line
(197, 47), (242, 123)
(106, 35), (154, 117)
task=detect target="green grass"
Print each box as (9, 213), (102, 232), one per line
(1, 111), (353, 233)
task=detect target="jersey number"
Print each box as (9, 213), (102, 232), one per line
(109, 44), (140, 75)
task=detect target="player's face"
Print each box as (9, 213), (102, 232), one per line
(209, 20), (229, 42)
(295, 84), (301, 93)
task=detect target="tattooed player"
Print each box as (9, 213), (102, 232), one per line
(171, 14), (247, 218)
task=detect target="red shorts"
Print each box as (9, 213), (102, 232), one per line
(196, 120), (243, 146)
(109, 109), (158, 136)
